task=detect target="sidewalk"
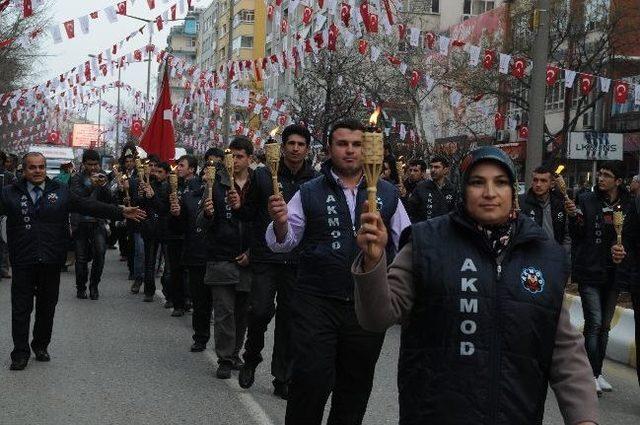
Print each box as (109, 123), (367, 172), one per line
(565, 294), (637, 368)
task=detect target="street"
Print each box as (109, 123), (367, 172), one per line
(0, 250), (638, 424)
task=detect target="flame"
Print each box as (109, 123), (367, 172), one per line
(368, 107), (381, 126)
(555, 165), (565, 175)
(170, 165), (177, 172)
(269, 127), (279, 137)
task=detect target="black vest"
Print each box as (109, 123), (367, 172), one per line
(206, 178), (249, 262)
(297, 167), (398, 300)
(400, 213), (566, 424)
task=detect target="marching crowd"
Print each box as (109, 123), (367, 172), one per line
(1, 120), (640, 424)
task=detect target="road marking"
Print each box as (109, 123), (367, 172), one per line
(154, 290), (275, 425)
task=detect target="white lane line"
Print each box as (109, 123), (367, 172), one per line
(154, 290), (275, 425)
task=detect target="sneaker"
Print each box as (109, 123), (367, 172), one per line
(597, 375), (613, 392)
(130, 280), (142, 294)
(232, 358), (244, 371)
(143, 294), (154, 302)
(76, 289), (88, 299)
(594, 377), (603, 397)
(163, 300), (174, 309)
(238, 363), (257, 389)
(171, 308), (185, 317)
(216, 363), (232, 379)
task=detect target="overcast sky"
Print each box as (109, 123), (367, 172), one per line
(36, 0), (207, 122)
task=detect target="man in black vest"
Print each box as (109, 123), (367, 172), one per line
(69, 149), (113, 300)
(231, 124), (317, 398)
(5, 152), (145, 371)
(406, 154), (457, 223)
(353, 146), (597, 424)
(267, 120), (410, 424)
(519, 165), (568, 245)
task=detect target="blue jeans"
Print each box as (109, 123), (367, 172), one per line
(74, 222), (108, 290)
(579, 277), (619, 377)
(132, 232), (144, 281)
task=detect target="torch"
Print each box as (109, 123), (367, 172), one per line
(613, 206), (624, 246)
(396, 156), (405, 192)
(143, 160), (151, 185)
(121, 174), (131, 206)
(362, 108), (384, 255)
(169, 165), (178, 194)
(206, 160), (216, 200)
(224, 149), (235, 189)
(554, 164), (571, 202)
(265, 127), (281, 197)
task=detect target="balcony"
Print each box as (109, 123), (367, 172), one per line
(608, 111), (640, 133)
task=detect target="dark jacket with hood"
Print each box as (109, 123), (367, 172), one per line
(237, 158), (317, 264)
(519, 189), (567, 244)
(407, 178), (457, 223)
(1, 177), (123, 266)
(400, 210), (567, 424)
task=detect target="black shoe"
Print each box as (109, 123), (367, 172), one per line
(190, 342), (206, 352)
(171, 308), (185, 317)
(34, 350), (50, 362)
(238, 363), (257, 389)
(232, 358), (244, 371)
(273, 381), (289, 400)
(131, 280), (142, 294)
(76, 289), (88, 299)
(143, 294), (154, 302)
(216, 363), (232, 379)
(89, 287), (99, 300)
(184, 300), (193, 312)
(9, 357), (28, 370)
(163, 300), (173, 309)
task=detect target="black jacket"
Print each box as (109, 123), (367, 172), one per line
(401, 211), (566, 424)
(519, 189), (567, 244)
(1, 178), (123, 266)
(173, 185), (208, 266)
(569, 188), (637, 287)
(69, 172), (114, 225)
(237, 159), (317, 264)
(407, 178), (457, 223)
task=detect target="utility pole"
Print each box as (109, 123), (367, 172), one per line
(146, 29), (153, 121)
(525, 1), (551, 189)
(221, 0), (235, 146)
(115, 64), (122, 154)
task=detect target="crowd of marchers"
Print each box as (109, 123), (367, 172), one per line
(1, 120), (639, 425)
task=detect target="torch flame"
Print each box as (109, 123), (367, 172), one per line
(269, 127), (279, 137)
(369, 107), (381, 126)
(170, 165), (177, 172)
(555, 165), (565, 175)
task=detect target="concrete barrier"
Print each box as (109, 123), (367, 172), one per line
(565, 294), (637, 369)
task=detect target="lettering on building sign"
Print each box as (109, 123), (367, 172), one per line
(460, 258), (478, 356)
(326, 195), (341, 250)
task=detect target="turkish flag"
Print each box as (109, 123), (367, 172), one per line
(0, 0), (10, 14)
(147, 0), (156, 10)
(313, 32), (324, 49)
(278, 115), (287, 127)
(386, 55), (401, 66)
(23, 0), (33, 17)
(340, 3), (351, 27)
(139, 66), (175, 162)
(546, 66), (559, 86)
(156, 16), (164, 31)
(579, 74), (594, 96)
(276, 0), (283, 6)
(494, 112), (504, 130)
(63, 20), (75, 39)
(483, 50), (496, 70)
(281, 19), (288, 33)
(90, 11), (98, 19)
(261, 107), (271, 121)
(117, 1), (127, 15)
(302, 7), (313, 25)
(318, 0), (324, 8)
(614, 81), (629, 104)
(519, 126), (529, 140)
(360, 2), (370, 31)
(382, 0), (394, 25)
(512, 58), (526, 79)
(409, 70), (420, 88)
(47, 131), (60, 144)
(267, 4), (274, 20)
(398, 24), (406, 40)
(368, 13), (378, 33)
(358, 39), (368, 55)
(328, 23), (338, 51)
(134, 49), (142, 61)
(425, 32), (436, 49)
(131, 119), (144, 137)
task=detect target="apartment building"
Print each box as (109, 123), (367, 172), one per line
(165, 8), (202, 102)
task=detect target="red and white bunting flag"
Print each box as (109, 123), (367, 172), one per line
(328, 23), (338, 51)
(398, 24), (406, 40)
(23, 0), (33, 17)
(358, 39), (368, 55)
(425, 32), (436, 49)
(519, 126), (529, 140)
(117, 1), (127, 15)
(494, 112), (504, 130)
(267, 4), (274, 20)
(382, 0), (394, 25)
(302, 6), (313, 25)
(512, 58), (526, 79)
(368, 13), (378, 33)
(409, 70), (420, 88)
(360, 2), (370, 31)
(483, 50), (496, 70)
(156, 15), (164, 31)
(614, 81), (629, 104)
(147, 0), (156, 10)
(340, 3), (351, 27)
(170, 4), (177, 20)
(280, 18), (288, 33)
(546, 66), (559, 86)
(63, 20), (75, 39)
(90, 11), (99, 19)
(579, 74), (594, 96)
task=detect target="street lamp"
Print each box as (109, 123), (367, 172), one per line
(89, 54), (123, 154)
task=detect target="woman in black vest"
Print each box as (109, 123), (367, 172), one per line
(353, 146), (598, 425)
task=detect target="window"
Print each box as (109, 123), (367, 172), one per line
(237, 9), (255, 23)
(190, 38), (197, 47)
(232, 36), (254, 51)
(463, 0), (495, 20)
(431, 0), (439, 13)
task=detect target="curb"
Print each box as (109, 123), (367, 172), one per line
(565, 294), (636, 369)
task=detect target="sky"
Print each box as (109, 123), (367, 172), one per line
(34, 0), (210, 122)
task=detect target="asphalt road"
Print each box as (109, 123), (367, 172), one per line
(0, 250), (638, 424)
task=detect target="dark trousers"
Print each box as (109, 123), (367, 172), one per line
(166, 239), (186, 309)
(285, 291), (385, 425)
(188, 265), (211, 344)
(143, 239), (158, 296)
(579, 276), (619, 377)
(74, 222), (107, 290)
(243, 262), (296, 383)
(631, 286), (640, 386)
(11, 264), (62, 360)
(212, 285), (249, 365)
